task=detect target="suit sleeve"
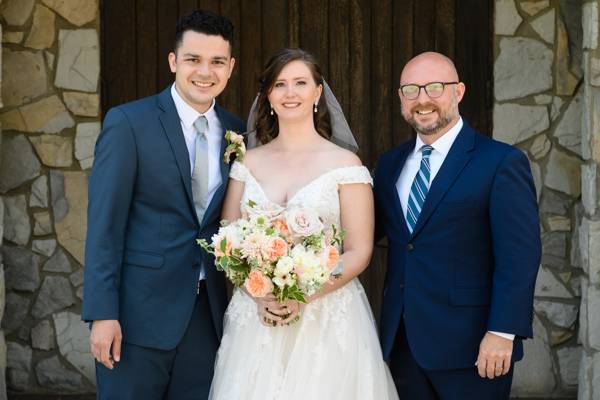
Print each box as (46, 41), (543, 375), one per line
(82, 107), (137, 321)
(487, 148), (541, 338)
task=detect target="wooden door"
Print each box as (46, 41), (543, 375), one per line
(101, 0), (493, 320)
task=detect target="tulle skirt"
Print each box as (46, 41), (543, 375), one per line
(209, 278), (399, 400)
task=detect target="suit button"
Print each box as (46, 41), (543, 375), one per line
(406, 243), (414, 251)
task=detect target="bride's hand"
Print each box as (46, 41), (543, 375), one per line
(254, 293), (285, 327)
(277, 300), (304, 326)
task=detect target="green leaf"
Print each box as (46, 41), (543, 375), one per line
(247, 199), (257, 208)
(220, 238), (227, 253)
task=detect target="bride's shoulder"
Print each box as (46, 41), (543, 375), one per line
(327, 146), (363, 168)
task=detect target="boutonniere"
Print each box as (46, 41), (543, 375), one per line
(223, 130), (246, 164)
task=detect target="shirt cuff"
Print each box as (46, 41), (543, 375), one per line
(489, 331), (515, 341)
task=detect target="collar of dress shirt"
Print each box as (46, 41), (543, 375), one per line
(171, 83), (218, 133)
(413, 117), (464, 157)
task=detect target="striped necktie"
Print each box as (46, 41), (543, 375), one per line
(406, 145), (434, 234)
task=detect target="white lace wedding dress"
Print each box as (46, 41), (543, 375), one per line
(209, 161), (399, 400)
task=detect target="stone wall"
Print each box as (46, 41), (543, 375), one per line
(0, 0), (98, 394)
(0, 0), (7, 398)
(494, 0), (583, 397)
(578, 0), (600, 398)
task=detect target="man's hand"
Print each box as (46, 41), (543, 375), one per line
(475, 332), (513, 379)
(90, 320), (122, 369)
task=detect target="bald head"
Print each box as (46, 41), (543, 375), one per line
(400, 52), (459, 85)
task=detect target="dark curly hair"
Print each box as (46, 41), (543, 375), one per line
(174, 10), (234, 52)
(255, 48), (331, 145)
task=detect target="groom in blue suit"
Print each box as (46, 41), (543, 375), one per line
(82, 11), (245, 399)
(374, 52), (540, 399)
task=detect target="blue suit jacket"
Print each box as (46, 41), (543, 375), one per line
(82, 86), (245, 350)
(374, 121), (541, 370)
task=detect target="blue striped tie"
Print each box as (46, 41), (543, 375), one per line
(406, 145), (434, 234)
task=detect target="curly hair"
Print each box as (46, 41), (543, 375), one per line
(174, 10), (234, 52)
(254, 48), (331, 145)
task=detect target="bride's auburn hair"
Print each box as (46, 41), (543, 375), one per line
(255, 48), (332, 144)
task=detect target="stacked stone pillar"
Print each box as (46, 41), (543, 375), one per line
(578, 1), (600, 398)
(0, 2), (7, 399)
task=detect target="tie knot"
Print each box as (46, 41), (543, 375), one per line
(194, 115), (208, 135)
(421, 145), (433, 158)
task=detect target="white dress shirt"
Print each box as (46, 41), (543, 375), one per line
(171, 84), (223, 281)
(395, 117), (514, 341)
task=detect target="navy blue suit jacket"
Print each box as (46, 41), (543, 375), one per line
(374, 121), (541, 370)
(82, 86), (245, 350)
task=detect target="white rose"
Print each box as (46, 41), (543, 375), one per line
(286, 207), (324, 237)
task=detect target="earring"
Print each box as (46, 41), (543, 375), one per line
(314, 101), (318, 113)
(270, 104), (274, 115)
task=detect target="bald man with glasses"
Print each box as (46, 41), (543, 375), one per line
(374, 52), (541, 400)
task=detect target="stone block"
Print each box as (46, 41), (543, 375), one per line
(0, 134), (41, 193)
(33, 211), (52, 236)
(588, 284), (600, 350)
(0, 95), (74, 133)
(69, 269), (83, 287)
(75, 122), (100, 169)
(582, 163), (597, 215)
(31, 320), (55, 351)
(519, 0), (549, 17)
(534, 300), (578, 328)
(591, 55), (600, 87)
(1, 49), (47, 107)
(24, 4), (55, 50)
(583, 1), (598, 50)
(580, 218), (600, 285)
(63, 92), (99, 117)
(530, 161), (541, 201)
(35, 356), (82, 391)
(41, 0), (97, 27)
(511, 315), (556, 396)
(554, 87), (582, 155)
(556, 18), (580, 96)
(30, 175), (48, 208)
(3, 195), (30, 246)
(578, 352), (592, 399)
(495, 0), (522, 35)
(529, 134), (551, 159)
(551, 96), (564, 121)
(493, 103), (549, 144)
(6, 341), (31, 390)
(54, 312), (96, 384)
(2, 293), (30, 333)
(540, 190), (573, 215)
(0, 0), (35, 26)
(55, 29), (99, 92)
(556, 346), (582, 387)
(544, 148), (581, 197)
(32, 276), (75, 319)
(2, 246), (41, 292)
(29, 134), (73, 167)
(2, 31), (23, 44)
(535, 266), (573, 298)
(43, 248), (71, 273)
(547, 215), (570, 231)
(494, 37), (553, 101)
(531, 9), (555, 44)
(54, 171), (88, 264)
(32, 239), (56, 258)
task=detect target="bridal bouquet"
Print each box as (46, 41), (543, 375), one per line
(198, 200), (344, 303)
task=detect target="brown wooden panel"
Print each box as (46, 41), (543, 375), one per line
(179, 0), (199, 17)
(435, 0), (456, 59)
(101, 0), (137, 112)
(392, 0), (415, 148)
(455, 0), (492, 135)
(157, 0), (179, 91)
(239, 0), (262, 121)
(413, 0), (436, 53)
(348, 0), (370, 165)
(199, 0), (220, 13)
(136, 0), (158, 99)
(299, 0), (328, 77)
(288, 0), (300, 47)
(328, 0), (350, 116)
(261, 0), (288, 65)
(219, 0), (241, 116)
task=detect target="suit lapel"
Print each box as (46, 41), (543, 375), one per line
(157, 87), (199, 225)
(410, 123), (475, 238)
(390, 140), (415, 239)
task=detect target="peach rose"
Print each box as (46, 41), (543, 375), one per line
(272, 218), (290, 236)
(267, 237), (288, 261)
(244, 269), (273, 298)
(322, 246), (340, 270)
(215, 240), (232, 257)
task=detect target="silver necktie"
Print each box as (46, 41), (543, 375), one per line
(191, 115), (209, 222)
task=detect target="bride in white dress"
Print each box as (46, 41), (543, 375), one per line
(209, 48), (398, 400)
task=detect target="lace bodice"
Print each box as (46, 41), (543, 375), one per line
(229, 161), (373, 229)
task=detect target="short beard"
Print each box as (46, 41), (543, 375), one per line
(401, 96), (458, 136)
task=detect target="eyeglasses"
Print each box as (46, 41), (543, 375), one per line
(399, 82), (459, 100)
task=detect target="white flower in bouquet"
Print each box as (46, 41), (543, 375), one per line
(241, 231), (271, 261)
(286, 207), (324, 238)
